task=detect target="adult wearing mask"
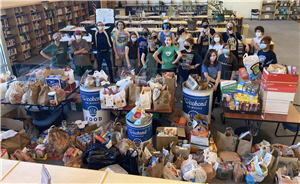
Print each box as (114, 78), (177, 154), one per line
(141, 37), (158, 80)
(69, 30), (91, 76)
(176, 24), (193, 51)
(221, 21), (249, 60)
(197, 18), (215, 59)
(251, 26), (265, 54)
(125, 32), (140, 73)
(138, 28), (149, 60)
(158, 20), (175, 45)
(85, 21), (115, 82)
(151, 30), (163, 74)
(40, 33), (69, 69)
(112, 21), (130, 76)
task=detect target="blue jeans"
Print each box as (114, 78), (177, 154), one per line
(128, 59), (140, 74)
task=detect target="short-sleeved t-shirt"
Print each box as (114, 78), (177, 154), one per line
(126, 42), (138, 59)
(253, 37), (263, 54)
(138, 36), (148, 58)
(70, 39), (91, 66)
(221, 32), (242, 59)
(257, 50), (277, 71)
(179, 50), (202, 80)
(218, 54), (238, 80)
(156, 45), (179, 69)
(112, 30), (130, 54)
(42, 42), (68, 67)
(202, 62), (221, 80)
(142, 47), (156, 58)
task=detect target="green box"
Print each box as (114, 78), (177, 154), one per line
(67, 101), (83, 112)
(221, 82), (237, 98)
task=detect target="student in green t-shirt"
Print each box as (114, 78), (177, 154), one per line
(40, 33), (70, 69)
(153, 35), (182, 73)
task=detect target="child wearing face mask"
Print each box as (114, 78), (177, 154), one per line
(69, 30), (91, 76)
(178, 38), (202, 84)
(141, 37), (158, 80)
(222, 21), (249, 60)
(209, 33), (224, 56)
(125, 32), (140, 73)
(257, 36), (277, 72)
(176, 24), (193, 51)
(218, 43), (238, 81)
(251, 26), (264, 54)
(112, 21), (130, 77)
(138, 28), (149, 60)
(153, 35), (182, 73)
(202, 49), (221, 116)
(198, 18), (216, 59)
(158, 20), (175, 45)
(84, 21), (115, 82)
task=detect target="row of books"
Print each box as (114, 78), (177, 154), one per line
(24, 51), (31, 59)
(1, 19), (9, 28)
(45, 10), (54, 18)
(33, 22), (40, 30)
(46, 18), (54, 25)
(18, 25), (30, 34)
(20, 34), (30, 43)
(16, 16), (29, 25)
(35, 30), (45, 37)
(32, 13), (42, 21)
(5, 38), (15, 47)
(8, 48), (17, 57)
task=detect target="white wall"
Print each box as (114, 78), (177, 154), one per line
(221, 0), (262, 18)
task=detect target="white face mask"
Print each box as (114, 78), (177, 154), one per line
(98, 26), (104, 31)
(214, 37), (220, 43)
(75, 35), (81, 40)
(256, 32), (262, 37)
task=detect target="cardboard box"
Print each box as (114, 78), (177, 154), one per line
(1, 118), (25, 131)
(261, 75), (298, 93)
(46, 75), (67, 89)
(190, 144), (209, 153)
(156, 127), (186, 151)
(263, 67), (299, 83)
(189, 131), (210, 146)
(1, 107), (32, 126)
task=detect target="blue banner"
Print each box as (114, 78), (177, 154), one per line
(183, 92), (210, 119)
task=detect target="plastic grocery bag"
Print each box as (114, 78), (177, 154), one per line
(50, 86), (66, 103)
(8, 82), (24, 104)
(245, 155), (268, 184)
(121, 149), (139, 175)
(43, 125), (69, 157)
(163, 162), (183, 180)
(181, 154), (207, 182)
(243, 53), (261, 80)
(216, 162), (234, 180)
(251, 140), (271, 159)
(93, 70), (108, 81)
(276, 168), (300, 184)
(203, 147), (218, 164)
(216, 127), (238, 153)
(233, 162), (244, 183)
(139, 87), (152, 110)
(5, 84), (12, 101)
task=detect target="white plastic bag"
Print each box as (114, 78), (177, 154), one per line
(246, 155), (268, 183)
(181, 154), (207, 182)
(93, 70), (108, 82)
(5, 84), (12, 101)
(116, 79), (132, 90)
(243, 53), (261, 80)
(251, 140), (270, 159)
(163, 162), (182, 181)
(203, 147), (218, 164)
(138, 87), (152, 110)
(9, 83), (24, 104)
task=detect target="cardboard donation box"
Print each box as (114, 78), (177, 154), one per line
(156, 127), (186, 151)
(44, 69), (69, 89)
(1, 118), (31, 154)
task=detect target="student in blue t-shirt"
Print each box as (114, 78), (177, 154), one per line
(138, 28), (149, 60)
(257, 36), (277, 72)
(202, 49), (221, 118)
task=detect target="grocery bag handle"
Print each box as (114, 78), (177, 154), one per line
(239, 131), (252, 139)
(242, 53), (248, 59)
(225, 127), (233, 136)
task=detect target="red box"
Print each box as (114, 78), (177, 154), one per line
(261, 76), (298, 93)
(263, 67), (299, 83)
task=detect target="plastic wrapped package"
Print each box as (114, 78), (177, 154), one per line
(8, 82), (24, 104)
(163, 162), (183, 181)
(12, 149), (35, 162)
(181, 154), (207, 182)
(243, 53), (261, 80)
(192, 151), (204, 164)
(84, 75), (95, 88)
(216, 162), (234, 180)
(251, 140), (271, 159)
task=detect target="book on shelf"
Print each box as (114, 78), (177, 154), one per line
(8, 48), (17, 56)
(30, 5), (37, 12)
(14, 7), (22, 14)
(5, 38), (15, 47)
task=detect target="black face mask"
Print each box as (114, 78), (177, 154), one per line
(228, 27), (233, 30)
(143, 32), (148, 37)
(184, 45), (190, 49)
(179, 29), (185, 34)
(202, 25), (208, 29)
(153, 35), (157, 40)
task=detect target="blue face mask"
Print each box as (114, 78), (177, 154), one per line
(131, 38), (137, 42)
(260, 44), (267, 49)
(164, 24), (169, 30)
(223, 49), (230, 54)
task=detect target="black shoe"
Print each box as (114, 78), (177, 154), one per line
(211, 115), (215, 120)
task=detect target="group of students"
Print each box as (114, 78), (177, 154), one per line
(40, 19), (277, 111)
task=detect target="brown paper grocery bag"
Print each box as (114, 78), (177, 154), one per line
(27, 80), (41, 105)
(236, 131), (253, 157)
(128, 83), (140, 106)
(216, 127), (238, 154)
(38, 84), (51, 106)
(199, 163), (216, 183)
(142, 156), (164, 178)
(1, 129), (31, 154)
(162, 72), (176, 94)
(153, 89), (171, 111)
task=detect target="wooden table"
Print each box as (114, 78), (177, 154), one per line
(222, 103), (300, 144)
(115, 15), (244, 20)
